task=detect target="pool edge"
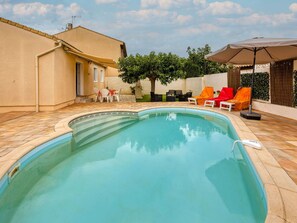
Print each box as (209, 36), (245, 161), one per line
(1, 105), (297, 223)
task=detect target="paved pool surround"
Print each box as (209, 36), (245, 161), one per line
(0, 103), (296, 222)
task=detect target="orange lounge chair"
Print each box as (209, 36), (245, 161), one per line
(227, 87), (251, 111)
(190, 87), (214, 105)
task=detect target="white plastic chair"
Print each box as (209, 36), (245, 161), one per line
(98, 89), (111, 102)
(112, 89), (121, 102)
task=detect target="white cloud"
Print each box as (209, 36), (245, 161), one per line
(174, 15), (192, 24)
(193, 0), (206, 6)
(10, 2), (82, 18)
(119, 9), (170, 20)
(218, 13), (295, 26)
(179, 23), (221, 36)
(141, 0), (187, 9)
(13, 2), (54, 16)
(0, 3), (11, 14)
(289, 3), (297, 13)
(200, 23), (221, 32)
(201, 1), (247, 15)
(179, 27), (201, 35)
(56, 3), (82, 18)
(118, 8), (191, 26)
(95, 0), (118, 4)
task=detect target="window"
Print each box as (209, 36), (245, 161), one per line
(100, 69), (104, 83)
(93, 67), (98, 82)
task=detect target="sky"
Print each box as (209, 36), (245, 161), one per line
(1, 0), (297, 57)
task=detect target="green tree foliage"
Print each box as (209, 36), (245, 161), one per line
(117, 54), (143, 84)
(118, 52), (184, 93)
(184, 44), (228, 78)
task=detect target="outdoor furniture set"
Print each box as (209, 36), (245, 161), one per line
(96, 88), (121, 102)
(150, 90), (192, 102)
(188, 86), (251, 112)
(165, 90), (192, 102)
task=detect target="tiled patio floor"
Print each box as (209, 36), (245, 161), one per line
(0, 102), (297, 186)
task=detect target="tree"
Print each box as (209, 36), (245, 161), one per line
(184, 44), (228, 78)
(118, 52), (184, 93)
(118, 54), (142, 84)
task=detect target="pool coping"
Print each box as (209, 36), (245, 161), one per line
(1, 106), (296, 223)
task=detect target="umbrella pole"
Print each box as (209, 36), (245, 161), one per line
(240, 47), (261, 120)
(249, 48), (257, 113)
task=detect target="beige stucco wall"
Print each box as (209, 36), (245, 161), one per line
(39, 52), (55, 106)
(56, 27), (124, 78)
(53, 48), (76, 105)
(92, 63), (106, 91)
(0, 21), (56, 111)
(39, 48), (99, 110)
(56, 27), (123, 61)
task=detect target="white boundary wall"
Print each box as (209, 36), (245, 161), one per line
(204, 73), (228, 93)
(253, 101), (297, 121)
(106, 72), (228, 96)
(140, 79), (187, 94)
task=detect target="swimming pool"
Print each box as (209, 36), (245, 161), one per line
(0, 108), (267, 223)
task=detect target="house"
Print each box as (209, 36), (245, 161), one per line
(0, 17), (126, 112)
(56, 26), (126, 77)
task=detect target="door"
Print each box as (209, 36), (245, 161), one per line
(76, 62), (84, 96)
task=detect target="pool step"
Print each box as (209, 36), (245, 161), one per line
(72, 116), (138, 148)
(73, 116), (135, 138)
(72, 115), (127, 132)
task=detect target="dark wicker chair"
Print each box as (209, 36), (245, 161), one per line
(150, 92), (163, 102)
(175, 90), (183, 98)
(166, 90), (176, 101)
(177, 92), (192, 101)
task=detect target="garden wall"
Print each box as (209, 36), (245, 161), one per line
(106, 73), (228, 96)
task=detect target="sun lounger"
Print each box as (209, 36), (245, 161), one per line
(204, 87), (233, 107)
(225, 87), (251, 111)
(188, 87), (214, 105)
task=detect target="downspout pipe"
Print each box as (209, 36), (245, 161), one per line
(35, 41), (63, 112)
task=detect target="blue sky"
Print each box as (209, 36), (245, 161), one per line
(1, 0), (297, 56)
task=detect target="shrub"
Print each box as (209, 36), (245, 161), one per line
(240, 72), (270, 101)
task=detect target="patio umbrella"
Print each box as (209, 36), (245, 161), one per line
(205, 37), (297, 120)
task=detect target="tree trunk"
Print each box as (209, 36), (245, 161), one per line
(150, 78), (156, 93)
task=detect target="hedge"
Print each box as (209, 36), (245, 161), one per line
(240, 72), (270, 101)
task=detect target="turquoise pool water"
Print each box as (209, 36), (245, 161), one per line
(0, 108), (267, 223)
